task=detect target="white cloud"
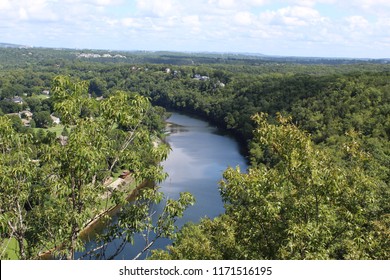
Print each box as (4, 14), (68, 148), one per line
(283, 0), (337, 7)
(63, 0), (122, 5)
(121, 17), (142, 28)
(261, 6), (325, 26)
(0, 0), (11, 10)
(0, 0), (59, 22)
(353, 0), (390, 9)
(327, 0), (390, 17)
(206, 0), (237, 10)
(246, 0), (268, 6)
(182, 15), (201, 33)
(0, 0), (388, 57)
(18, 7), (29, 20)
(234, 11), (254, 26)
(95, 0), (122, 5)
(345, 15), (370, 30)
(136, 0), (180, 17)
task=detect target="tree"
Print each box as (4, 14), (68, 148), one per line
(33, 111), (53, 128)
(85, 189), (195, 260)
(25, 97), (42, 113)
(0, 100), (22, 114)
(152, 113), (389, 260)
(89, 78), (107, 97)
(61, 126), (69, 137)
(0, 116), (40, 259)
(29, 119), (36, 128)
(37, 75), (190, 259)
(6, 115), (24, 132)
(0, 75), (194, 260)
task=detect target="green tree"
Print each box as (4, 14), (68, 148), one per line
(6, 115), (24, 132)
(61, 126), (69, 137)
(46, 76), (179, 259)
(33, 111), (53, 128)
(0, 100), (22, 114)
(29, 119), (36, 129)
(89, 78), (107, 97)
(152, 113), (388, 260)
(1, 75), (195, 260)
(0, 116), (39, 259)
(25, 97), (42, 113)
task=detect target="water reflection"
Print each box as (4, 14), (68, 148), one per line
(165, 122), (189, 134)
(78, 112), (248, 259)
(160, 113), (248, 222)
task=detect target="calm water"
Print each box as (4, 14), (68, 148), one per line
(161, 113), (248, 224)
(78, 112), (248, 259)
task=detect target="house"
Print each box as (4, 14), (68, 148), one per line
(119, 170), (131, 179)
(57, 135), (68, 146)
(21, 119), (31, 127)
(11, 96), (24, 104)
(19, 110), (33, 120)
(50, 115), (61, 125)
(42, 90), (50, 95)
(217, 81), (225, 87)
(193, 74), (210, 81)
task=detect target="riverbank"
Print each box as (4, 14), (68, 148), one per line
(79, 179), (151, 240)
(37, 176), (151, 259)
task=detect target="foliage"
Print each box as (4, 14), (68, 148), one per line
(32, 111), (53, 128)
(85, 189), (195, 260)
(0, 76), (193, 260)
(152, 114), (389, 259)
(0, 116), (39, 259)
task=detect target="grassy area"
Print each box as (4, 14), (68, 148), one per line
(33, 94), (50, 100)
(32, 124), (68, 137)
(1, 238), (21, 260)
(47, 125), (65, 137)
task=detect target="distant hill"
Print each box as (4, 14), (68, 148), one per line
(0, 42), (388, 65)
(0, 42), (31, 48)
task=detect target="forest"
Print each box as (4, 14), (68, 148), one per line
(0, 47), (389, 259)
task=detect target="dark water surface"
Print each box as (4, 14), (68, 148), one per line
(78, 112), (248, 259)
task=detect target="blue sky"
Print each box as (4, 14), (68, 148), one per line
(1, 0), (389, 58)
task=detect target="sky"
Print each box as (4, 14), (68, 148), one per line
(0, 0), (390, 58)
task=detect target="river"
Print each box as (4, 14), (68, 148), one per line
(78, 112), (248, 259)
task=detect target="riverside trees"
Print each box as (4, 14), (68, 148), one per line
(151, 114), (389, 260)
(0, 76), (194, 260)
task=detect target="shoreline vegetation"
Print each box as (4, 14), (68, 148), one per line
(38, 177), (151, 260)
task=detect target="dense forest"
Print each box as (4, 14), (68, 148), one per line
(0, 47), (389, 259)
